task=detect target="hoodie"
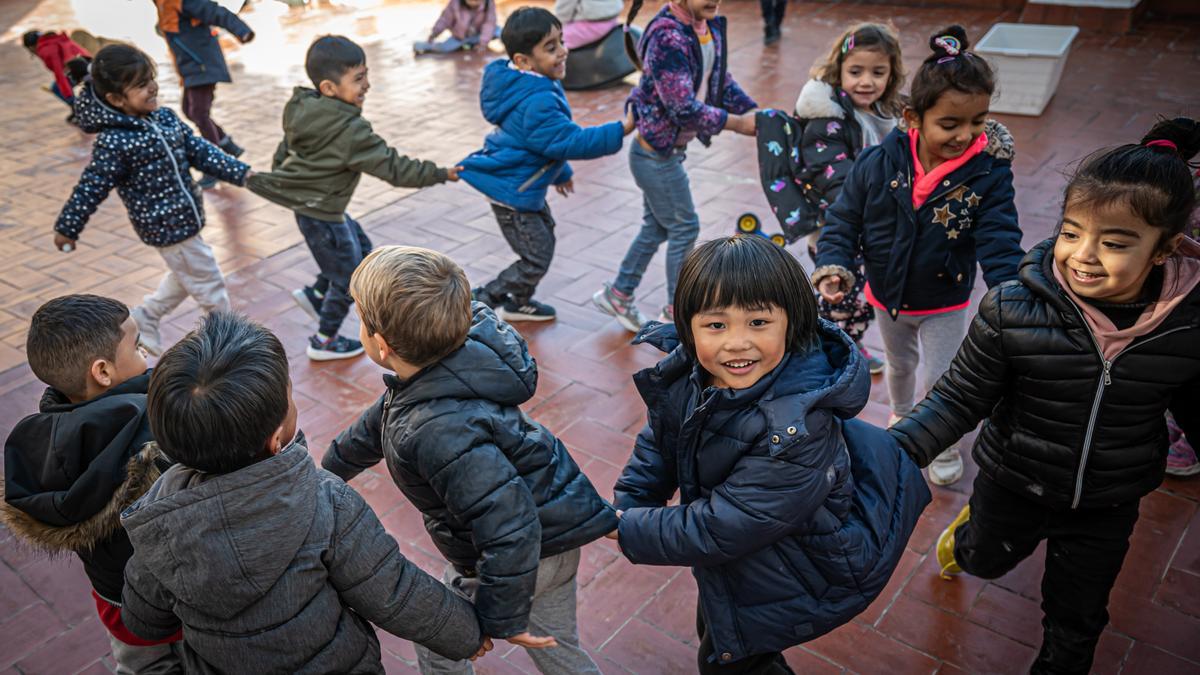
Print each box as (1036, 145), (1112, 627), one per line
(33, 32), (90, 97)
(459, 60), (625, 212)
(248, 87), (447, 222)
(120, 436), (484, 674)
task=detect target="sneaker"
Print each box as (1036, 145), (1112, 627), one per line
(658, 304), (675, 324)
(307, 333), (364, 361)
(936, 505), (970, 579)
(129, 306), (162, 357)
(291, 286), (323, 322)
(929, 448), (964, 486)
(197, 174), (218, 190)
(592, 283), (648, 333)
(471, 286), (497, 309)
(859, 344), (885, 375)
(499, 299), (556, 322)
(1167, 437), (1200, 477)
(218, 135), (244, 158)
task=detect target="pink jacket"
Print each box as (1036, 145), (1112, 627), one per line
(430, 0), (497, 42)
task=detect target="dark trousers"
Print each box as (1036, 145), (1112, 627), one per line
(759, 0), (787, 32)
(181, 84), (225, 144)
(956, 476), (1140, 675)
(481, 203), (556, 306)
(696, 607), (794, 675)
(295, 213), (373, 337)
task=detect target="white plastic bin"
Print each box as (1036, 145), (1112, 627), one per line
(976, 23), (1080, 116)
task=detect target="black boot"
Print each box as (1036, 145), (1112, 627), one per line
(218, 135), (244, 158)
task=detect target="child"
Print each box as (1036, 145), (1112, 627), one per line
(611, 235), (929, 673)
(248, 35), (460, 361)
(152, 0), (255, 189)
(120, 312), (491, 672)
(890, 117), (1200, 674)
(593, 0), (757, 331)
(555, 0), (621, 50)
(22, 29), (90, 122)
(792, 22), (905, 374)
(460, 7), (634, 323)
(415, 0), (499, 54)
(1, 295), (183, 673)
(53, 44), (250, 357)
(322, 245), (618, 674)
(813, 25), (1023, 486)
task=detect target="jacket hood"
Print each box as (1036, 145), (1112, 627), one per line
(120, 437), (318, 619)
(281, 86), (363, 155)
(793, 80), (844, 120)
(74, 83), (155, 134)
(392, 303), (538, 407)
(479, 59), (560, 127)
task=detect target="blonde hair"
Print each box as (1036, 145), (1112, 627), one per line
(350, 246), (472, 368)
(810, 22), (906, 118)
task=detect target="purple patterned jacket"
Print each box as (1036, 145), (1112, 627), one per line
(627, 6), (756, 153)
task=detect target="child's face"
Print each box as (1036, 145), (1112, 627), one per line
(690, 304), (788, 390)
(516, 26), (568, 80)
(322, 64), (370, 108)
(83, 316), (148, 400)
(905, 89), (990, 163)
(677, 0), (721, 21)
(839, 49), (891, 111)
(1054, 202), (1181, 303)
(108, 76), (159, 117)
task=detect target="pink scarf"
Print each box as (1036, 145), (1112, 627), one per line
(668, 1), (709, 36)
(908, 128), (988, 209)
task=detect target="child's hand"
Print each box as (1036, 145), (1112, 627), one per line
(728, 114), (757, 136)
(555, 180), (574, 197)
(53, 232), (76, 252)
(604, 509), (623, 540)
(244, 169), (255, 182)
(446, 166), (464, 181)
(469, 637), (494, 661)
(817, 277), (845, 305)
(503, 632), (558, 649)
(621, 109), (636, 135)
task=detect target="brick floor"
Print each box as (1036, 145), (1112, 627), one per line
(2, 0), (1199, 673)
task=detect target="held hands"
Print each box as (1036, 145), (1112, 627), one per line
(555, 179), (574, 197)
(469, 637), (495, 661)
(604, 509), (623, 540)
(725, 113), (757, 137)
(503, 632), (558, 649)
(53, 232), (76, 252)
(446, 165), (464, 182)
(621, 109), (636, 135)
(817, 276), (846, 305)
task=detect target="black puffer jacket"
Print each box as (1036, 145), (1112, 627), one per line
(891, 238), (1200, 509)
(323, 304), (618, 638)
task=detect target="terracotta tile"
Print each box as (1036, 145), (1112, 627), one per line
(1107, 587), (1200, 663)
(1091, 630), (1133, 675)
(0, 603), (64, 668)
(14, 616), (112, 675)
(807, 618), (940, 674)
(858, 547), (923, 627)
(1154, 568), (1200, 619)
(634, 573), (699, 646)
(965, 584), (1043, 647)
(878, 595), (1035, 673)
(597, 618), (696, 675)
(1119, 641), (1200, 674)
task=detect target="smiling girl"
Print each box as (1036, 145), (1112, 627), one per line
(813, 25), (1024, 486)
(890, 117), (1200, 674)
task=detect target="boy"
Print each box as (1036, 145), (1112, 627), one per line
(322, 246), (618, 674)
(120, 312), (490, 673)
(1, 295), (183, 673)
(152, 0), (255, 188)
(22, 29), (90, 123)
(249, 35), (461, 361)
(459, 7), (634, 322)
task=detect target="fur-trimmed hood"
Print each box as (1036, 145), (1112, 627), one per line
(983, 118), (1015, 160)
(793, 79), (845, 120)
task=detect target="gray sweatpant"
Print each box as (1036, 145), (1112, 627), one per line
(107, 633), (184, 675)
(416, 548), (600, 675)
(140, 233), (231, 323)
(873, 306), (968, 417)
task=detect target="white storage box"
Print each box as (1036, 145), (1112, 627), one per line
(975, 23), (1080, 116)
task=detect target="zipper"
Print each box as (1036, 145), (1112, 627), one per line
(149, 119), (203, 227)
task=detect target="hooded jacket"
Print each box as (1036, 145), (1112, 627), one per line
(322, 304), (618, 638)
(891, 238), (1200, 509)
(614, 321), (930, 662)
(248, 87), (447, 222)
(121, 437), (484, 673)
(458, 60), (625, 212)
(153, 0), (253, 88)
(55, 85), (249, 247)
(1, 373), (160, 603)
(813, 121), (1023, 317)
(33, 31), (90, 97)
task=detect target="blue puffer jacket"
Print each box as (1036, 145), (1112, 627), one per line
(814, 120), (1023, 317)
(55, 85), (248, 247)
(154, 0), (253, 88)
(614, 321), (930, 663)
(459, 59), (624, 212)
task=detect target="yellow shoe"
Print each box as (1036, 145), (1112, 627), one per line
(936, 505), (970, 580)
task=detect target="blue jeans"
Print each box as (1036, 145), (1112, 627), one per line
(50, 80), (74, 107)
(613, 142), (699, 301)
(414, 26), (500, 53)
(295, 213), (372, 337)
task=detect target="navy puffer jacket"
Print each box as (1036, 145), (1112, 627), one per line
(55, 85), (248, 247)
(614, 321), (930, 663)
(154, 0), (253, 88)
(814, 121), (1023, 317)
(323, 304), (618, 638)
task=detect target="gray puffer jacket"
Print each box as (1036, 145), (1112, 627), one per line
(120, 436), (483, 674)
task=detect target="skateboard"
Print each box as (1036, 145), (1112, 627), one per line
(735, 213), (787, 247)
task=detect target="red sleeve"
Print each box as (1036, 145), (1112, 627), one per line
(37, 41), (73, 98)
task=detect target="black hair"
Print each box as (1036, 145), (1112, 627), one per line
(148, 312), (290, 475)
(22, 31), (41, 51)
(674, 236), (820, 358)
(90, 44), (156, 103)
(1064, 117), (1200, 246)
(908, 25), (995, 118)
(501, 7), (561, 58)
(305, 35), (366, 89)
(27, 294), (129, 400)
(624, 0), (650, 69)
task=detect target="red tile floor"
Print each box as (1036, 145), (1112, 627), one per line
(1, 0), (1199, 672)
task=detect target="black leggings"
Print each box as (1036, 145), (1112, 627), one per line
(181, 84), (226, 144)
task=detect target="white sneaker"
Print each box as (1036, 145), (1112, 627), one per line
(929, 448), (964, 486)
(592, 284), (648, 333)
(130, 306), (162, 356)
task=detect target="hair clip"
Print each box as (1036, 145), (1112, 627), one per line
(842, 35), (855, 54)
(1145, 139), (1178, 151)
(934, 35), (961, 59)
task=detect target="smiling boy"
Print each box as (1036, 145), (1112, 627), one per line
(248, 35), (463, 361)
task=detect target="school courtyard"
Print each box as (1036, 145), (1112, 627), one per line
(0, 0), (1198, 672)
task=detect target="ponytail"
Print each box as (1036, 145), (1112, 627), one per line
(623, 0), (648, 70)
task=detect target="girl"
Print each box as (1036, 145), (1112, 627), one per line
(813, 25), (1023, 486)
(890, 118), (1200, 674)
(592, 0), (757, 331)
(414, 0), (499, 54)
(612, 235), (930, 674)
(794, 22), (905, 375)
(53, 44), (251, 356)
